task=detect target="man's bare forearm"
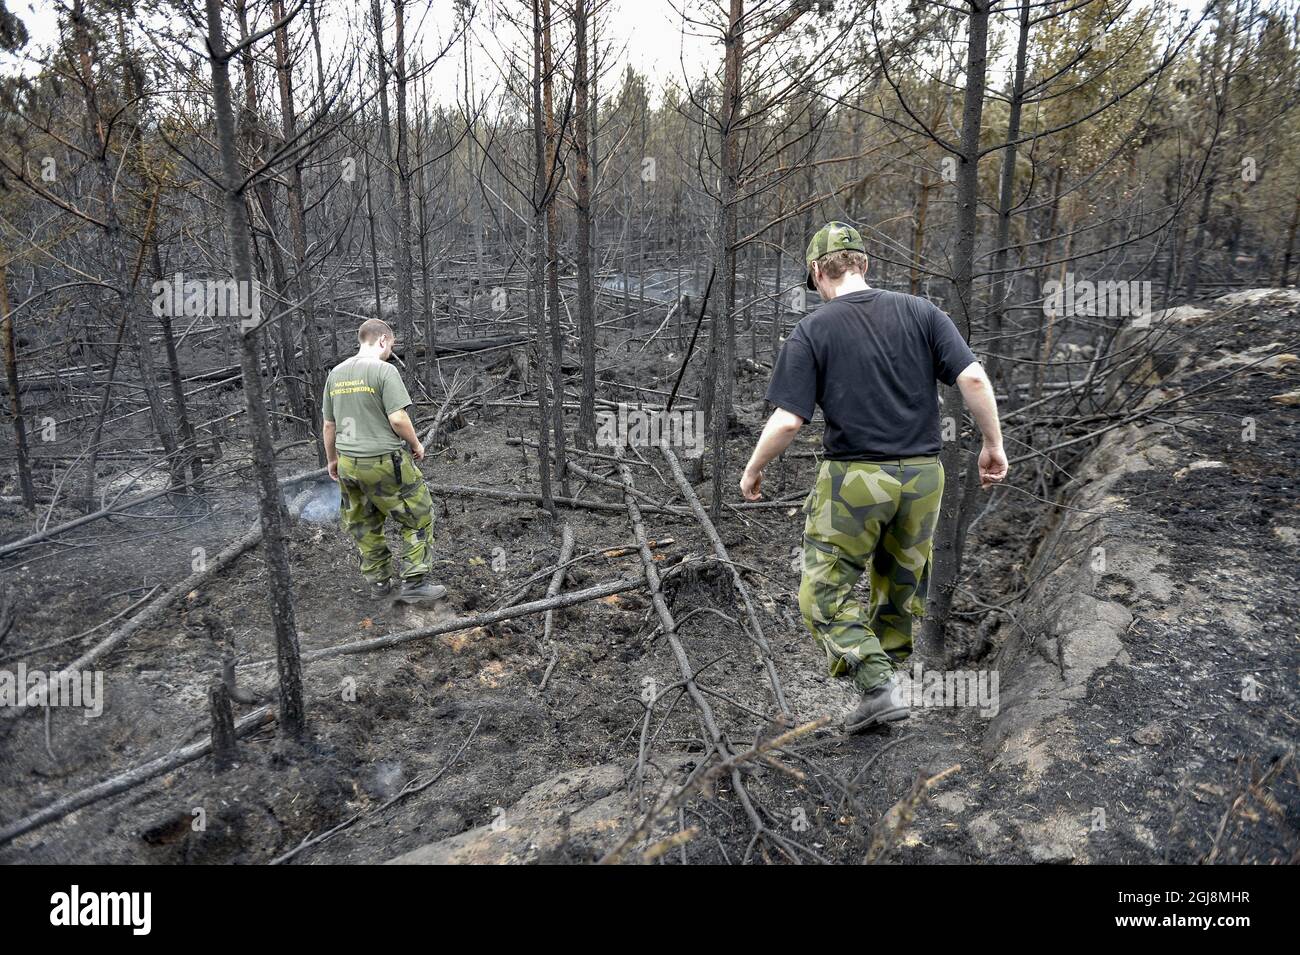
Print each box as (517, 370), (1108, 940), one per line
(388, 409), (421, 451)
(744, 408), (805, 474)
(739, 408), (804, 500)
(322, 421), (338, 463)
(956, 363), (1002, 447)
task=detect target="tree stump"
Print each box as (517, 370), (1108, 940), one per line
(209, 680), (238, 772)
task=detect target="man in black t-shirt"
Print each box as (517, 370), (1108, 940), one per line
(740, 222), (1007, 732)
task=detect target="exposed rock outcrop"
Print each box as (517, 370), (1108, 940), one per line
(984, 288), (1300, 863)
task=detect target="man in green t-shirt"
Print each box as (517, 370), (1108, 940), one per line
(322, 319), (445, 603)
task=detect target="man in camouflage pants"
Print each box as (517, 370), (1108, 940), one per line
(741, 222), (1007, 731)
(322, 319), (446, 604)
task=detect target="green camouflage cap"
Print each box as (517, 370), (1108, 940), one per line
(805, 220), (866, 289)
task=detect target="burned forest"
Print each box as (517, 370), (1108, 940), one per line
(0, 0), (1298, 879)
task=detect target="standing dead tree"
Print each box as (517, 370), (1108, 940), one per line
(202, 0), (306, 740)
(570, 0), (597, 448)
(852, 0), (1210, 656)
(679, 0), (850, 517)
(0, 261), (34, 508)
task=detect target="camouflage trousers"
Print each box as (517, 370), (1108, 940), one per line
(337, 449), (434, 583)
(798, 458), (944, 693)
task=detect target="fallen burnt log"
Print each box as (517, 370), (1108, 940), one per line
(0, 524), (264, 718)
(0, 464), (327, 562)
(282, 571), (656, 664)
(428, 481), (690, 516)
(426, 480), (802, 514)
(602, 450), (805, 864)
(0, 706), (276, 846)
(660, 447), (790, 718)
(0, 466), (328, 716)
(414, 335), (529, 355)
(0, 568), (666, 846)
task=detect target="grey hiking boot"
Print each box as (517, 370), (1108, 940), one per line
(394, 576), (447, 604)
(845, 678), (909, 733)
(368, 579), (392, 600)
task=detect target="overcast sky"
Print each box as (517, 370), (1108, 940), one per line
(3, 0), (723, 103)
(3, 0), (1209, 110)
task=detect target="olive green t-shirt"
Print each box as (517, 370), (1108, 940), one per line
(321, 356), (412, 456)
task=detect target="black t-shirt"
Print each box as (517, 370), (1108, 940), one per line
(765, 288), (977, 460)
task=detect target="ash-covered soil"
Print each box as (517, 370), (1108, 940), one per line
(957, 289), (1300, 864)
(0, 291), (1296, 864)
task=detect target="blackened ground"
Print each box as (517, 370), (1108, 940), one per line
(0, 291), (1295, 864)
(931, 291), (1300, 864)
(1076, 306), (1299, 864)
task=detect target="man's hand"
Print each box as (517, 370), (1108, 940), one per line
(957, 363), (1007, 489)
(739, 408), (804, 502)
(410, 441), (426, 462)
(978, 442), (1008, 489)
(322, 419), (338, 481)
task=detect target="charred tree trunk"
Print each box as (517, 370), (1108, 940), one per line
(205, 0), (306, 741)
(271, 0), (323, 462)
(531, 0), (555, 516)
(1184, 170), (1218, 299)
(209, 681), (238, 772)
(393, 0), (416, 357)
(707, 0), (744, 523)
(415, 66), (436, 394)
(1279, 190), (1300, 284)
(573, 0), (597, 449)
(541, 0), (569, 495)
(72, 0), (179, 494)
(921, 0), (989, 659)
(985, 0), (1030, 397)
(237, 0), (303, 440)
(0, 265), (35, 509)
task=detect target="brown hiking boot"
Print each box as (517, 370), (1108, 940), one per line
(845, 679), (909, 733)
(394, 576), (447, 604)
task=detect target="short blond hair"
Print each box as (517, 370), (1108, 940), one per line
(358, 319), (394, 345)
(815, 249), (868, 282)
